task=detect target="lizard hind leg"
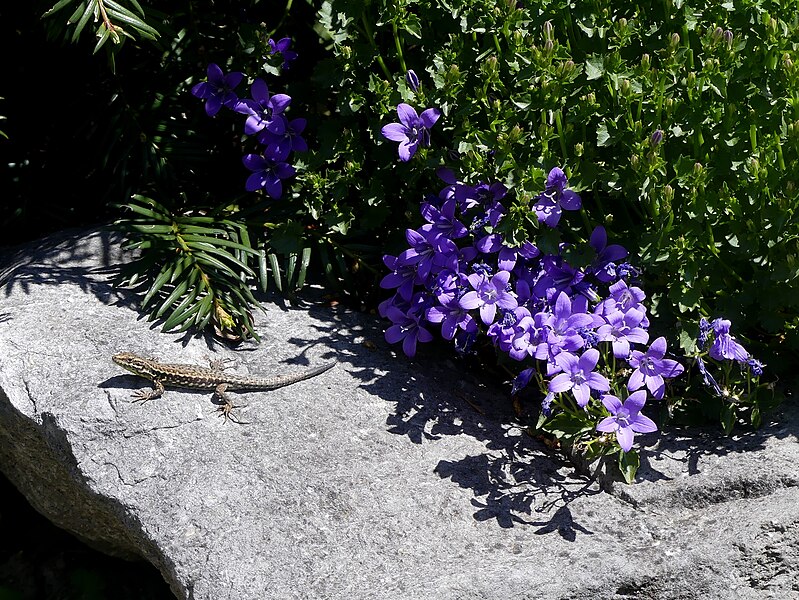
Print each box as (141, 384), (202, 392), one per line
(212, 383), (249, 425)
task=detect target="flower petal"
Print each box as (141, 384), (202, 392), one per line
(396, 103), (419, 127)
(381, 123), (408, 142)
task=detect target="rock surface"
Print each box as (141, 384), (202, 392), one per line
(0, 227), (797, 599)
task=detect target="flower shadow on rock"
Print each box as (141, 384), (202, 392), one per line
(370, 339), (604, 530)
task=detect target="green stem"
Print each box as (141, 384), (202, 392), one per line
(392, 21), (407, 73)
(361, 12), (393, 80)
(554, 109), (568, 163)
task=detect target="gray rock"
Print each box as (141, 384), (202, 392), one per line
(0, 227), (797, 599)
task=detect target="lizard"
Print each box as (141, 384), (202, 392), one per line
(112, 351), (336, 423)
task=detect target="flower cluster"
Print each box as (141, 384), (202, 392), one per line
(191, 56), (306, 199)
(380, 166), (686, 455)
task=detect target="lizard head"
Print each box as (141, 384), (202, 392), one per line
(112, 352), (153, 377)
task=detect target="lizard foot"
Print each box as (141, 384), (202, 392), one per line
(215, 402), (250, 425)
(131, 390), (157, 403)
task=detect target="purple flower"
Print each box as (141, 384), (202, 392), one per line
(532, 167), (582, 227)
(544, 291), (594, 354)
(242, 153), (295, 197)
(235, 78), (291, 136)
(420, 199), (468, 240)
(627, 336), (685, 399)
(695, 356), (722, 396)
(548, 348), (610, 407)
(459, 270), (518, 325)
(268, 37), (298, 69)
(397, 228), (457, 282)
(426, 297), (477, 340)
(708, 318), (749, 363)
(381, 103), (441, 162)
(380, 255), (419, 302)
(258, 117), (307, 162)
(597, 279), (647, 318)
(385, 305), (434, 357)
(589, 226), (628, 283)
(595, 391), (657, 452)
(406, 69), (420, 92)
(596, 307), (649, 358)
(191, 63), (244, 117)
(746, 357), (765, 377)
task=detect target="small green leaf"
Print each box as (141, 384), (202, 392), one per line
(618, 450), (640, 484)
(720, 403), (735, 434)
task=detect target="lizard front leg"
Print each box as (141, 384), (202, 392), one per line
(132, 378), (165, 403)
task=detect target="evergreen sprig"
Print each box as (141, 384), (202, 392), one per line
(114, 195), (264, 341)
(43, 0), (159, 53)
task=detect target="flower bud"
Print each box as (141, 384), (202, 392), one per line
(620, 79), (631, 97)
(574, 142), (584, 157)
(767, 17), (777, 35)
(724, 29), (733, 49)
(650, 129), (663, 146)
(641, 53), (651, 69)
(693, 162), (704, 175)
(670, 33), (680, 49)
(687, 72), (696, 87)
(783, 53), (794, 72)
(543, 20), (554, 41)
(543, 39), (554, 56)
(663, 184), (674, 203)
(405, 69), (420, 92)
(586, 92), (596, 105)
(634, 120), (642, 137)
(630, 154), (640, 169)
(617, 17), (628, 32)
(712, 27), (724, 44)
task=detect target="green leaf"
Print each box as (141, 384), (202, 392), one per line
(295, 246), (312, 290)
(43, 0), (78, 17)
(618, 450), (640, 484)
(720, 403), (735, 434)
(71, 0), (98, 43)
(268, 253), (283, 292)
(257, 249), (269, 293)
(141, 262), (174, 308)
(585, 55), (604, 80)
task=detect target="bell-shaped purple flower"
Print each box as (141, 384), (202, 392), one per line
(242, 153), (295, 198)
(385, 305), (433, 357)
(627, 336), (684, 399)
(235, 78), (291, 136)
(596, 307), (649, 358)
(381, 103), (441, 162)
(459, 270), (518, 325)
(191, 63), (244, 117)
(532, 167), (582, 228)
(548, 348), (610, 407)
(708, 318), (749, 363)
(268, 37), (298, 69)
(258, 117), (308, 162)
(595, 390), (657, 452)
